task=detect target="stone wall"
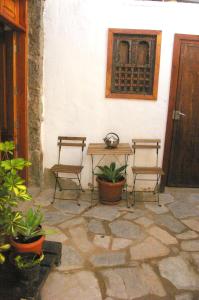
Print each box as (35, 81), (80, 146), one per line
(28, 0), (45, 186)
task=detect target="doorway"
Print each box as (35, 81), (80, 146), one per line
(0, 27), (17, 144)
(163, 34), (199, 188)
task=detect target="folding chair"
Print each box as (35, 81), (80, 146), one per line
(51, 136), (86, 205)
(131, 139), (164, 206)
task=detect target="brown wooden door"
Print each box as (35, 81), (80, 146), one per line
(163, 34), (199, 187)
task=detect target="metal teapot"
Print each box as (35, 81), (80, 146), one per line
(104, 132), (120, 149)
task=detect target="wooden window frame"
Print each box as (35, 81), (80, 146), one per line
(105, 28), (162, 100)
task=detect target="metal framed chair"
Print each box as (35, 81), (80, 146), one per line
(131, 139), (164, 206)
(51, 136), (86, 205)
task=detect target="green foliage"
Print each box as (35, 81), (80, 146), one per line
(17, 208), (45, 241)
(14, 252), (44, 269)
(95, 162), (127, 183)
(0, 243), (11, 264)
(0, 141), (32, 238)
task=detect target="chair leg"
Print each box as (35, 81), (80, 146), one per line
(157, 174), (161, 207)
(77, 174), (85, 206)
(51, 174), (59, 204)
(131, 174), (136, 206)
(153, 174), (161, 206)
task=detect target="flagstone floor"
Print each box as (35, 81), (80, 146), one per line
(28, 187), (199, 300)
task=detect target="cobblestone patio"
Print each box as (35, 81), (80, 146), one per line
(28, 187), (199, 300)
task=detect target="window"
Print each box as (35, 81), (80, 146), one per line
(106, 29), (162, 100)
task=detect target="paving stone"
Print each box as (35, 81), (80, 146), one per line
(43, 225), (68, 243)
(155, 214), (186, 234)
(176, 230), (199, 240)
(118, 207), (135, 213)
(90, 252), (126, 267)
(159, 193), (175, 204)
(145, 203), (169, 214)
(148, 226), (178, 245)
(130, 237), (170, 260)
(168, 200), (199, 219)
(93, 235), (111, 249)
(41, 271), (102, 300)
(34, 188), (54, 207)
(88, 219), (106, 235)
(35, 188), (54, 199)
(112, 238), (132, 250)
(54, 199), (91, 215)
(188, 193), (199, 204)
(109, 220), (146, 240)
(58, 217), (86, 229)
(181, 219), (199, 232)
(79, 190), (92, 202)
(191, 253), (199, 272)
(175, 293), (193, 300)
(123, 209), (145, 220)
(57, 245), (84, 271)
(83, 206), (121, 221)
(134, 216), (154, 228)
(101, 264), (166, 299)
(28, 185), (41, 197)
(181, 240), (199, 251)
(44, 211), (74, 225)
(158, 255), (199, 290)
(69, 226), (95, 253)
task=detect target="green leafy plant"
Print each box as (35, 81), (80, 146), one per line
(16, 208), (46, 242)
(0, 243), (10, 264)
(95, 162), (127, 183)
(0, 141), (32, 238)
(14, 252), (44, 269)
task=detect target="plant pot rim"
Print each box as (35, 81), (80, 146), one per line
(10, 234), (45, 248)
(96, 177), (125, 186)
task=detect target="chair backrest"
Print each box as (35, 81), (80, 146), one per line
(132, 139), (161, 167)
(57, 136), (86, 166)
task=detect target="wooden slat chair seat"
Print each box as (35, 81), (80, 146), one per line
(51, 164), (83, 174)
(131, 139), (164, 206)
(51, 136), (86, 205)
(132, 167), (164, 175)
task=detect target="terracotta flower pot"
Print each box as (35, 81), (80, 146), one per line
(96, 177), (125, 205)
(10, 235), (45, 255)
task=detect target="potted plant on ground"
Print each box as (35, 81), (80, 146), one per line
(95, 162), (127, 205)
(10, 207), (46, 255)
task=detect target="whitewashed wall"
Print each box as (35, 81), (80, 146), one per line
(42, 0), (199, 189)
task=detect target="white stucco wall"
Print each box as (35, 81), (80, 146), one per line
(43, 0), (199, 189)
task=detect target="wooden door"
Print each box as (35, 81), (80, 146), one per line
(0, 30), (17, 151)
(163, 34), (199, 187)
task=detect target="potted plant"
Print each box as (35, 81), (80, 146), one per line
(10, 207), (45, 255)
(11, 251), (44, 282)
(95, 162), (127, 205)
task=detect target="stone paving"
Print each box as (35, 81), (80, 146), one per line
(27, 187), (199, 300)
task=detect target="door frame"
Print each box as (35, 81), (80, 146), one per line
(161, 33), (199, 190)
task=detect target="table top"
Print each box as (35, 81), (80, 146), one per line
(87, 143), (132, 155)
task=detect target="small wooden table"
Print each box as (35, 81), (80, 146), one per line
(87, 143), (133, 206)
